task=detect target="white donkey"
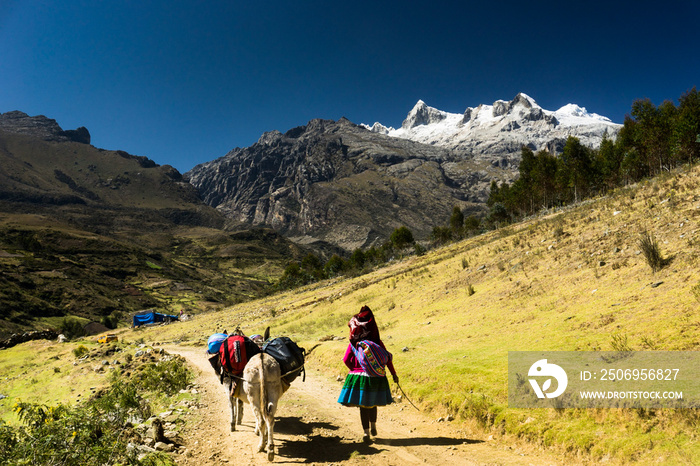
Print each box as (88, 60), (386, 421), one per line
(243, 352), (286, 461)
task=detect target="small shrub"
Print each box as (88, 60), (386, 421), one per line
(390, 226), (414, 249)
(140, 452), (178, 466)
(100, 314), (119, 329)
(467, 283), (476, 296)
(638, 230), (665, 272)
(134, 357), (193, 395)
(324, 254), (347, 278)
(2, 367), (165, 466)
(461, 257), (469, 269)
(691, 282), (700, 303)
(431, 226), (453, 245)
(610, 333), (633, 352)
(72, 345), (89, 358)
(413, 243), (426, 256)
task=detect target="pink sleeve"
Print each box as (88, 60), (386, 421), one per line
(342, 343), (356, 370)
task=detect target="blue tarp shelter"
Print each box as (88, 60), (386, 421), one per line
(132, 310), (178, 327)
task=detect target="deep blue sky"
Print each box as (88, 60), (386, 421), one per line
(1, 1), (698, 173)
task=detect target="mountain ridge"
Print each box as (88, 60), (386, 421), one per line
(362, 93), (621, 164)
(188, 93), (619, 251)
(186, 117), (504, 251)
(0, 110), (91, 144)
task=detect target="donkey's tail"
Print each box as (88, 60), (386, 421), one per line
(258, 354), (267, 415)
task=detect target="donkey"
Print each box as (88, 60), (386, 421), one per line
(208, 351), (247, 431)
(209, 327), (269, 432)
(243, 352), (286, 461)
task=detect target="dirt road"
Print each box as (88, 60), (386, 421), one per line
(166, 346), (564, 465)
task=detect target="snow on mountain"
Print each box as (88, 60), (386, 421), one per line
(552, 103), (614, 126)
(362, 93), (621, 167)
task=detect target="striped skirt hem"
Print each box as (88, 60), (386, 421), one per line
(337, 372), (393, 408)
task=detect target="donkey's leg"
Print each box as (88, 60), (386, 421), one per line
(266, 415), (275, 461)
(246, 396), (265, 451)
(264, 387), (279, 461)
(232, 396), (239, 432)
(257, 413), (267, 453)
(236, 398), (244, 425)
(225, 380), (236, 432)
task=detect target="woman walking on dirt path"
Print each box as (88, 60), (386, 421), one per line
(338, 305), (399, 442)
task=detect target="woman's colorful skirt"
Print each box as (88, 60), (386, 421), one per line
(338, 372), (393, 408)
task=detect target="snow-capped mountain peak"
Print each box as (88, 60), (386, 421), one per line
(553, 103), (613, 125)
(402, 99), (449, 129)
(364, 121), (394, 133)
(363, 93), (621, 165)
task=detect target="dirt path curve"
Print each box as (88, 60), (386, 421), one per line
(166, 346), (565, 465)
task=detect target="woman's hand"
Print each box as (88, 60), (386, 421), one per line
(392, 374), (399, 384)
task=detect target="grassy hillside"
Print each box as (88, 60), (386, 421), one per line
(0, 130), (308, 337)
(0, 219), (305, 337)
(0, 335), (196, 464)
(0, 130), (221, 231)
(121, 163), (700, 463)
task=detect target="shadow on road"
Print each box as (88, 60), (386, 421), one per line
(278, 433), (382, 463)
(375, 437), (483, 447)
(274, 415), (481, 463)
(275, 415), (340, 435)
(275, 415), (380, 462)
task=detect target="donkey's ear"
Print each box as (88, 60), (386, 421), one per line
(264, 326), (270, 341)
(222, 329), (227, 335)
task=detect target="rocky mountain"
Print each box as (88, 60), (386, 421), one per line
(0, 111), (223, 231)
(0, 112), (307, 337)
(0, 110), (91, 144)
(187, 94), (620, 252)
(364, 93), (622, 168)
(186, 118), (509, 251)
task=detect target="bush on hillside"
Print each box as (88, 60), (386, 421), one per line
(59, 317), (86, 340)
(324, 254), (347, 277)
(638, 230), (666, 272)
(0, 370), (182, 466)
(100, 314), (119, 329)
(431, 226), (452, 245)
(390, 226), (414, 249)
(133, 357), (193, 395)
(0, 355), (190, 465)
(72, 345), (88, 358)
